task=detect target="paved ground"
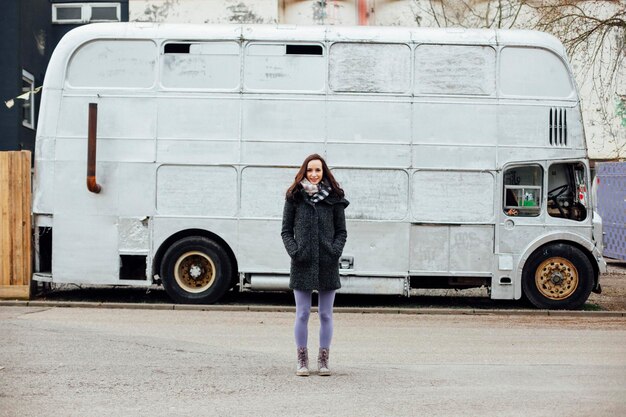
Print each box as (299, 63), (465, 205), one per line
(1, 306), (625, 417)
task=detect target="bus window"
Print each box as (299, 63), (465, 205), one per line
(161, 42), (240, 90)
(66, 40), (157, 89)
(500, 47), (573, 98)
(329, 43), (411, 93)
(503, 165), (542, 217)
(414, 45), (495, 96)
(547, 162), (587, 221)
(244, 43), (325, 92)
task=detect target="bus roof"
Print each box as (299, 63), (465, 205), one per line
(44, 22), (568, 90)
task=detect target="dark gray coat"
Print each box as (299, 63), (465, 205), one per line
(281, 190), (349, 291)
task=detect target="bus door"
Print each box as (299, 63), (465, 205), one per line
(496, 163), (545, 299)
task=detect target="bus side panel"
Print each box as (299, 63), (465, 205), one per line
(50, 91), (157, 284)
(409, 225), (494, 274)
(238, 219), (288, 273)
(238, 166), (292, 273)
(240, 98), (325, 166)
(156, 97), (239, 165)
(342, 221), (409, 276)
(53, 213), (119, 283)
(326, 100), (411, 168)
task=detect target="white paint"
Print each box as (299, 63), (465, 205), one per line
(66, 40), (158, 89)
(161, 41), (240, 90)
(156, 165), (238, 216)
(500, 47), (574, 99)
(498, 255), (513, 271)
(118, 217), (150, 252)
(415, 45), (496, 96)
(244, 43), (326, 92)
(329, 43), (411, 93)
(240, 167), (293, 218)
(411, 171), (495, 223)
(335, 168), (408, 220)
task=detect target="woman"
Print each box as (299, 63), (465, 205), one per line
(281, 154), (349, 377)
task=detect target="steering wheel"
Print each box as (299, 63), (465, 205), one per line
(548, 184), (570, 217)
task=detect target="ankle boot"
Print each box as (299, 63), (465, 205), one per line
(296, 347), (309, 376)
(318, 348), (331, 376)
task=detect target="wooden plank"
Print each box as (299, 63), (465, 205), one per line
(0, 153), (10, 287)
(22, 151), (32, 292)
(12, 152), (22, 286)
(0, 152), (32, 299)
(21, 151), (33, 290)
(0, 285), (30, 300)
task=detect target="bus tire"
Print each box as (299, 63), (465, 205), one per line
(522, 243), (594, 310)
(160, 236), (232, 304)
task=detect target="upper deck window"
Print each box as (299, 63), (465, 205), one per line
(414, 45), (496, 96)
(244, 43), (325, 92)
(66, 40), (157, 89)
(161, 42), (240, 90)
(500, 47), (574, 98)
(329, 43), (411, 94)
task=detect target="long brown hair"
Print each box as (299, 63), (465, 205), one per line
(286, 154), (344, 200)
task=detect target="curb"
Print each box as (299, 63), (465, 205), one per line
(1, 300), (624, 317)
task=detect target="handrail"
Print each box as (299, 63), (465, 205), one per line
(87, 103), (101, 193)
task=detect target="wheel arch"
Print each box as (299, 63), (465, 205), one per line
(152, 229), (239, 286)
(517, 232), (600, 295)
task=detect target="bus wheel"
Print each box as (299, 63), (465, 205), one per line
(522, 243), (593, 310)
(160, 236), (232, 304)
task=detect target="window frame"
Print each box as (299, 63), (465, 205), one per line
(243, 42), (327, 94)
(328, 42), (412, 95)
(546, 161), (589, 222)
(502, 164), (544, 217)
(21, 70), (35, 130)
(52, 3), (121, 24)
(413, 43), (497, 97)
(498, 46), (575, 100)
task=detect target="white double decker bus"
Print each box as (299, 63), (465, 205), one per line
(32, 23), (606, 309)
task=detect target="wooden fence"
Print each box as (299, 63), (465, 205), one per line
(0, 151), (32, 299)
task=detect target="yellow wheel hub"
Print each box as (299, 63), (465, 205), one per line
(535, 257), (578, 300)
(174, 251), (216, 293)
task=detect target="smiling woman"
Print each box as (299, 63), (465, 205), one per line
(281, 154), (349, 376)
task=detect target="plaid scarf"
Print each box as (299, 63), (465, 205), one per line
(300, 179), (330, 203)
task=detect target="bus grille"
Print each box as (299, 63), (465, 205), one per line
(549, 107), (567, 146)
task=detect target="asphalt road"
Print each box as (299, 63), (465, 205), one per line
(1, 306), (625, 417)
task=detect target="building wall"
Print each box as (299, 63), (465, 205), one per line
(131, 0), (275, 23)
(18, 0), (52, 152)
(0, 1), (21, 151)
(0, 0), (129, 152)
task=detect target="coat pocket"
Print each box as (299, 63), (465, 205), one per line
(321, 240), (341, 260)
(293, 241), (310, 263)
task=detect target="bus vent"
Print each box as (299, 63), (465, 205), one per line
(549, 108), (567, 146)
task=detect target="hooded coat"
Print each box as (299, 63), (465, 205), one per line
(281, 189), (349, 291)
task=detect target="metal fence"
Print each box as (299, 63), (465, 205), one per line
(596, 161), (626, 261)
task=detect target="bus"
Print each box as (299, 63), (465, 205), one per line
(32, 23), (606, 309)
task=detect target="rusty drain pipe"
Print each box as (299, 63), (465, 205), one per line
(87, 102), (102, 193)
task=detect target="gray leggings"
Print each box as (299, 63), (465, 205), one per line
(294, 289), (336, 349)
